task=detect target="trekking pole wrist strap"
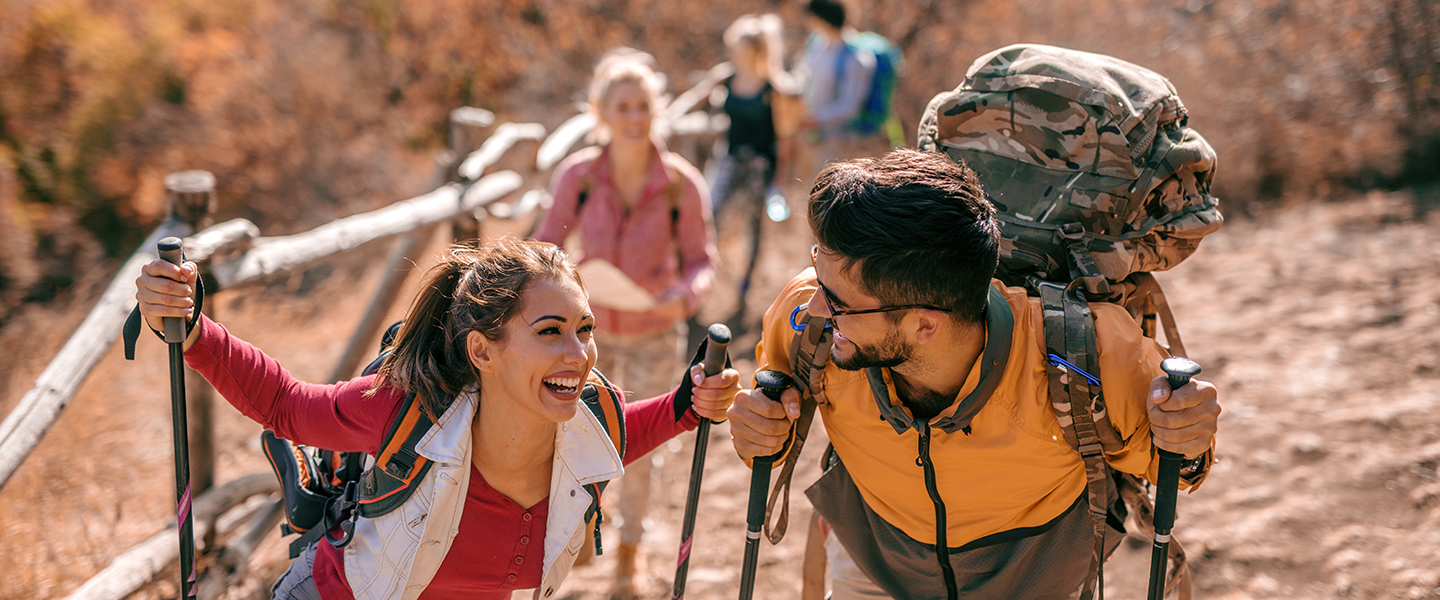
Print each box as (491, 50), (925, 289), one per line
(123, 275), (204, 360)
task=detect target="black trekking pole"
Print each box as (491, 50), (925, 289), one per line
(158, 237), (199, 600)
(673, 323), (732, 600)
(738, 369), (794, 600)
(1147, 357), (1201, 600)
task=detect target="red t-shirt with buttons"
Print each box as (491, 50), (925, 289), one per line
(183, 316), (699, 599)
(311, 465), (549, 599)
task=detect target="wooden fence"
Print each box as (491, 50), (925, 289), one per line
(0, 67), (729, 600)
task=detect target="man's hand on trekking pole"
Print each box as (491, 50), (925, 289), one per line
(1147, 376), (1220, 459)
(136, 258), (202, 349)
(688, 362), (742, 422)
(727, 385), (802, 461)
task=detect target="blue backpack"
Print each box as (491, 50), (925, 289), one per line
(841, 32), (903, 142)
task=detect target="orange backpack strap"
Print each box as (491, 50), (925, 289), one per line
(356, 391), (443, 518)
(579, 368), (626, 556)
(582, 368), (626, 460)
(761, 304), (832, 544)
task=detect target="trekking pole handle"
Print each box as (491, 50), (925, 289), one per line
(752, 370), (795, 467)
(1147, 357), (1201, 600)
(739, 369), (793, 600)
(701, 324), (732, 377)
(1156, 357), (1202, 461)
(747, 370), (794, 524)
(157, 237), (187, 344)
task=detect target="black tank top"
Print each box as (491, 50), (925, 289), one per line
(723, 78), (777, 163)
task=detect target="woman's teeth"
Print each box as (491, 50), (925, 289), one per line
(543, 376), (581, 394)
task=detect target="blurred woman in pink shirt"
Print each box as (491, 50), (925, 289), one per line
(531, 48), (717, 598)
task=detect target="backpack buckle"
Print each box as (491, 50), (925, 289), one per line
(1059, 222), (1086, 241)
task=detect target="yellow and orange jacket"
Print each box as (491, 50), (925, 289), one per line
(755, 270), (1210, 547)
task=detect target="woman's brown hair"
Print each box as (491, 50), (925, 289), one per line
(372, 238), (582, 418)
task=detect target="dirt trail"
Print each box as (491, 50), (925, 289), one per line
(3, 186), (1439, 599)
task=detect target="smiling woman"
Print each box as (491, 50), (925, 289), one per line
(132, 237), (739, 600)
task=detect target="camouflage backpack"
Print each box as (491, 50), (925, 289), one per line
(918, 44), (1223, 600)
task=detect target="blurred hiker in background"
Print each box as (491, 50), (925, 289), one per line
(704, 13), (805, 325)
(797, 0), (896, 170)
(134, 238), (739, 599)
(532, 48), (718, 598)
(708, 14), (799, 221)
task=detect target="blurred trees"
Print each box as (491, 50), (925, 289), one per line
(0, 0), (1436, 323)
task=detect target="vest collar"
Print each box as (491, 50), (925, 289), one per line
(414, 389), (623, 483)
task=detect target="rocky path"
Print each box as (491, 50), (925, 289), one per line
(3, 186), (1439, 599)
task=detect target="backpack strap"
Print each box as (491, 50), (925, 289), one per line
(761, 304), (833, 543)
(1122, 272), (1188, 358)
(575, 174), (593, 214)
(1035, 279), (1112, 600)
(582, 368), (626, 462)
(1036, 278), (1192, 600)
(579, 368), (626, 556)
(354, 390), (445, 519)
(662, 162), (687, 279)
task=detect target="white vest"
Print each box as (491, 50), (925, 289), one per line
(343, 390), (625, 600)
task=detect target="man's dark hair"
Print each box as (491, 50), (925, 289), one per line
(805, 0), (847, 30)
(809, 148), (1000, 324)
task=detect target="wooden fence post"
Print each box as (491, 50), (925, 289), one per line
(448, 107), (495, 245)
(166, 170), (218, 495)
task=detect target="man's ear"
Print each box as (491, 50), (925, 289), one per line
(467, 330), (496, 373)
(911, 309), (944, 345)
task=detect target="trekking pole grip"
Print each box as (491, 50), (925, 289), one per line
(1156, 357), (1202, 461)
(739, 370), (794, 600)
(157, 237), (187, 344)
(701, 324), (731, 377)
(1148, 356), (1201, 600)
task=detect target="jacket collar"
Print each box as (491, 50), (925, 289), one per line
(868, 285), (1015, 435)
(416, 389), (477, 465)
(553, 399), (625, 484)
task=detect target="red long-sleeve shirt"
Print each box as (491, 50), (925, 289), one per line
(184, 316), (699, 599)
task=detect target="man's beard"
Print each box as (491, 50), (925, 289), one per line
(833, 327), (912, 371)
(833, 327), (954, 421)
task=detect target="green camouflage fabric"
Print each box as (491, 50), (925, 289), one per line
(917, 44), (1222, 286)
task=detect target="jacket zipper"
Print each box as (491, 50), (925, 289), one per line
(916, 419), (959, 600)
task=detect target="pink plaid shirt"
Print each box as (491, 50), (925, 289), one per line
(535, 144), (717, 337)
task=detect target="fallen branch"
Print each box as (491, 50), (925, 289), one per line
(197, 496), (285, 600)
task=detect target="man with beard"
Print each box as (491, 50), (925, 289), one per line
(726, 149), (1221, 599)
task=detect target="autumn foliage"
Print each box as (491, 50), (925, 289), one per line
(0, 0), (1436, 322)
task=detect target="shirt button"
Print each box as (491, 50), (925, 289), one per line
(515, 556), (524, 565)
(507, 574), (516, 583)
(522, 513), (532, 522)
(520, 536), (530, 544)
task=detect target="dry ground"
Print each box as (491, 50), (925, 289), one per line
(3, 184), (1439, 599)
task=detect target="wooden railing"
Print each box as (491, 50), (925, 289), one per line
(0, 73), (728, 599)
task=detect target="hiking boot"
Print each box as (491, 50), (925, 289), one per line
(609, 542), (642, 599)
